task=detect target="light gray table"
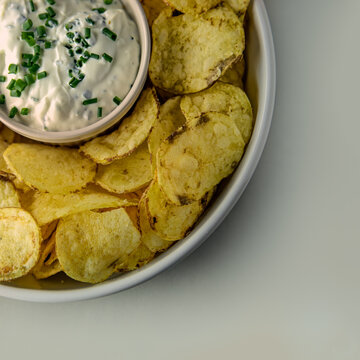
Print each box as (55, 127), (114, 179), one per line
(1, 0), (359, 358)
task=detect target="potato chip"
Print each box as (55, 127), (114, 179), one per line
(56, 208), (141, 283)
(138, 194), (174, 252)
(96, 142), (152, 194)
(0, 140), (12, 178)
(148, 97), (186, 172)
(0, 208), (41, 281)
(140, 0), (168, 25)
(149, 6), (245, 94)
(180, 82), (253, 143)
(117, 244), (154, 271)
(12, 178), (32, 193)
(145, 181), (212, 241)
(40, 220), (58, 242)
(157, 112), (245, 205)
(4, 144), (96, 194)
(23, 187), (137, 226)
(219, 56), (246, 89)
(32, 233), (62, 280)
(0, 179), (20, 208)
(164, 0), (221, 14)
(224, 0), (250, 14)
(80, 88), (159, 165)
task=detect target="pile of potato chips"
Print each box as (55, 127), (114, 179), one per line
(0, 0), (253, 284)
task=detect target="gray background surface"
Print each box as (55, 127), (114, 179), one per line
(1, 0), (360, 358)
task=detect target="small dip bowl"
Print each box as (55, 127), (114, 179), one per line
(0, 0), (151, 145)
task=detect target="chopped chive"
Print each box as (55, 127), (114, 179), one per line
(22, 53), (33, 60)
(23, 19), (33, 31)
(66, 32), (74, 39)
(68, 69), (73, 77)
(8, 64), (18, 74)
(104, 0), (113, 4)
(15, 79), (27, 92)
(83, 98), (98, 105)
(34, 44), (41, 55)
(79, 56), (89, 64)
(85, 28), (91, 39)
(97, 107), (103, 117)
(45, 41), (52, 49)
(29, 0), (36, 12)
(79, 73), (85, 80)
(7, 80), (16, 90)
(69, 77), (81, 88)
(29, 63), (40, 74)
(26, 37), (36, 47)
(32, 54), (40, 63)
(45, 18), (58, 27)
(38, 13), (49, 20)
(102, 28), (117, 41)
(46, 0), (56, 4)
(86, 17), (95, 25)
(90, 53), (100, 60)
(83, 51), (90, 59)
(0, 95), (5, 104)
(102, 53), (113, 63)
(93, 7), (106, 13)
(113, 96), (122, 105)
(74, 36), (81, 44)
(68, 49), (74, 57)
(9, 107), (18, 118)
(21, 31), (34, 40)
(81, 39), (90, 48)
(75, 46), (83, 54)
(10, 90), (21, 97)
(21, 108), (30, 115)
(0, 76), (6, 82)
(76, 59), (83, 67)
(36, 25), (47, 38)
(37, 71), (47, 80)
(46, 6), (56, 17)
(25, 74), (36, 85)
(65, 23), (74, 31)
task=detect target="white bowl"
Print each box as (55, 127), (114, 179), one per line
(0, 0), (276, 302)
(0, 0), (151, 144)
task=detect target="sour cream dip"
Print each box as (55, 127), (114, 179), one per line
(0, 0), (141, 131)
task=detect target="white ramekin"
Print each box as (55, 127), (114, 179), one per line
(0, 0), (151, 144)
(0, 0), (276, 302)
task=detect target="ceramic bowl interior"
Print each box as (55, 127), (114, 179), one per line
(0, 0), (276, 302)
(0, 0), (151, 144)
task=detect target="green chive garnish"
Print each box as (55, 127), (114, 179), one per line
(25, 74), (36, 85)
(93, 7), (106, 13)
(102, 53), (113, 63)
(65, 23), (73, 31)
(29, 0), (36, 12)
(7, 79), (16, 90)
(29, 63), (40, 74)
(47, 0), (56, 4)
(46, 7), (56, 17)
(15, 79), (27, 92)
(104, 0), (113, 4)
(69, 77), (81, 88)
(83, 98), (98, 105)
(21, 108), (30, 115)
(21, 31), (34, 40)
(0, 76), (6, 82)
(0, 95), (5, 104)
(97, 107), (103, 117)
(8, 64), (18, 74)
(23, 19), (33, 31)
(85, 28), (91, 39)
(90, 53), (100, 60)
(66, 32), (74, 39)
(68, 49), (74, 57)
(86, 17), (95, 25)
(36, 25), (47, 38)
(46, 18), (58, 27)
(9, 107), (18, 118)
(45, 41), (52, 49)
(38, 13), (49, 20)
(10, 90), (21, 98)
(37, 71), (47, 80)
(75, 46), (83, 54)
(102, 28), (117, 41)
(113, 96), (122, 105)
(34, 44), (41, 55)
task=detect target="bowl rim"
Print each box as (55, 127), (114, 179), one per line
(0, 0), (276, 303)
(0, 0), (151, 144)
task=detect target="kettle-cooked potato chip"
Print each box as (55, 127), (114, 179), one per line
(0, 179), (20, 208)
(4, 144), (96, 194)
(0, 140), (12, 178)
(224, 0), (250, 14)
(180, 82), (253, 143)
(219, 56), (246, 89)
(56, 208), (141, 283)
(80, 88), (159, 165)
(96, 142), (152, 194)
(148, 97), (186, 172)
(164, 0), (221, 14)
(140, 0), (168, 25)
(0, 208), (41, 281)
(40, 220), (58, 242)
(23, 187), (137, 226)
(157, 112), (245, 205)
(116, 243), (155, 272)
(149, 6), (245, 94)
(145, 181), (212, 241)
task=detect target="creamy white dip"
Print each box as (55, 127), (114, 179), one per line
(0, 0), (140, 131)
